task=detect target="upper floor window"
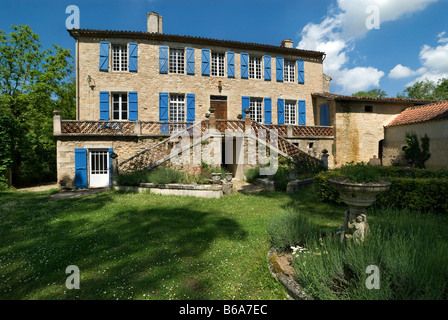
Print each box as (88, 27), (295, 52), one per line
(112, 45), (128, 72)
(250, 97), (263, 123)
(112, 93), (128, 120)
(170, 49), (185, 74)
(249, 56), (262, 80)
(211, 52), (225, 77)
(169, 94), (185, 122)
(284, 60), (295, 82)
(284, 101), (296, 124)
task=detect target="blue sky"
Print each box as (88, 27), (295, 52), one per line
(1, 0), (448, 96)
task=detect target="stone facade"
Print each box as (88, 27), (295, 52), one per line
(76, 37), (326, 125)
(383, 120), (448, 169)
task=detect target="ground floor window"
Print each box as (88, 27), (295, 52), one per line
(285, 100), (296, 124)
(250, 97), (263, 123)
(170, 94), (185, 122)
(112, 93), (128, 120)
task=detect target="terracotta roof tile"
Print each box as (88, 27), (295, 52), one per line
(386, 101), (448, 127)
(68, 29), (324, 58)
(312, 92), (437, 105)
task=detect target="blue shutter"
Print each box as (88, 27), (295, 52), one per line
(264, 55), (271, 81)
(242, 96), (250, 119)
(276, 57), (284, 82)
(108, 148), (113, 187)
(241, 53), (249, 79)
(186, 47), (195, 75)
(75, 148), (88, 189)
(129, 43), (138, 72)
(99, 42), (109, 72)
(99, 91), (110, 120)
(159, 92), (169, 134)
(129, 92), (138, 121)
(298, 59), (305, 84)
(202, 49), (210, 76)
(159, 46), (168, 74)
(264, 98), (272, 124)
(298, 100), (306, 125)
(320, 104), (330, 126)
(186, 93), (195, 122)
(277, 99), (285, 124)
(227, 52), (235, 78)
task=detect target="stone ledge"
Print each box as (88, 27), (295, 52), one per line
(267, 247), (311, 300)
(286, 178), (314, 194)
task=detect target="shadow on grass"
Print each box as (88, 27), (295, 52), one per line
(0, 191), (248, 300)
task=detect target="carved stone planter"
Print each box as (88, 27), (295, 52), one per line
(329, 178), (391, 242)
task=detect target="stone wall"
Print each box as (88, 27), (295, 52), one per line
(383, 120), (448, 170)
(77, 37), (325, 125)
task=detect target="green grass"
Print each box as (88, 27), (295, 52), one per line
(0, 188), (304, 300)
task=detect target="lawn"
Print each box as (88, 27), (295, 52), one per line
(0, 187), (341, 300)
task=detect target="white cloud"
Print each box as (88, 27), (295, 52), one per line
(333, 67), (385, 92)
(297, 0), (439, 93)
(388, 64), (426, 79)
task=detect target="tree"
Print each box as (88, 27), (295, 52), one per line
(352, 89), (388, 98)
(0, 25), (74, 186)
(403, 133), (431, 169)
(397, 78), (448, 100)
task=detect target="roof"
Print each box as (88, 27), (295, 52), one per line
(386, 101), (448, 127)
(68, 29), (325, 59)
(312, 92), (437, 105)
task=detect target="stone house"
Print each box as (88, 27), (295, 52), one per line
(55, 12), (338, 188)
(383, 101), (448, 169)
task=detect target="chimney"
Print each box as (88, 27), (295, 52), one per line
(147, 12), (163, 33)
(280, 39), (293, 48)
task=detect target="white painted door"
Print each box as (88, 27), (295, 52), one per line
(89, 150), (109, 188)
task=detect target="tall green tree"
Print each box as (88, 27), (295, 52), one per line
(352, 88), (388, 98)
(397, 78), (448, 100)
(0, 25), (74, 186)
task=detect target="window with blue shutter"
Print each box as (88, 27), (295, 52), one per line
(276, 57), (284, 82)
(186, 93), (195, 122)
(298, 59), (305, 84)
(298, 100), (306, 125)
(264, 56), (271, 81)
(159, 92), (169, 134)
(100, 91), (110, 120)
(242, 96), (250, 119)
(241, 53), (249, 79)
(186, 47), (195, 75)
(277, 99), (285, 124)
(75, 148), (88, 189)
(202, 49), (210, 76)
(128, 92), (138, 121)
(264, 98), (272, 124)
(320, 104), (330, 126)
(227, 52), (235, 78)
(99, 42), (110, 72)
(159, 46), (168, 74)
(129, 43), (138, 72)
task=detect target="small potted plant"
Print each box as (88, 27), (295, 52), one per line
(59, 179), (67, 188)
(328, 162), (390, 242)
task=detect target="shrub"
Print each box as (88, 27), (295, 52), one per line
(292, 153), (325, 176)
(403, 133), (431, 169)
(339, 162), (385, 183)
(148, 167), (185, 184)
(314, 166), (448, 213)
(273, 165), (290, 192)
(267, 211), (323, 252)
(245, 167), (260, 183)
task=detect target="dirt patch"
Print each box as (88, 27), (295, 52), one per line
(275, 252), (295, 277)
(232, 180), (266, 194)
(14, 183), (59, 192)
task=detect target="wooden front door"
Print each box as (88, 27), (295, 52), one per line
(210, 96), (227, 120)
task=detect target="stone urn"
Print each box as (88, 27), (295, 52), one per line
(211, 173), (221, 184)
(329, 178), (391, 242)
(225, 172), (233, 182)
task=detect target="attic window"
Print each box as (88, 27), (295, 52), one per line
(365, 105), (373, 113)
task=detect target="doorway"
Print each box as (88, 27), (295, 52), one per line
(89, 149), (110, 188)
(210, 96), (227, 120)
